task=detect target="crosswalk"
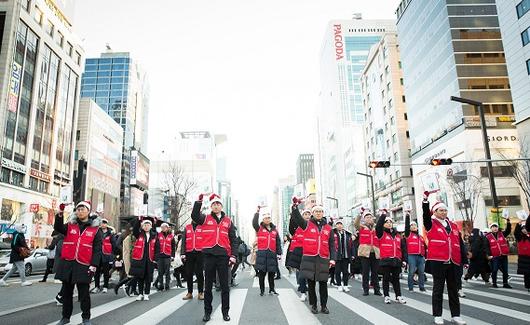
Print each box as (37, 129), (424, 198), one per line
(2, 267), (529, 325)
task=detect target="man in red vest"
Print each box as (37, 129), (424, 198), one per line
(486, 216), (512, 289)
(181, 219), (204, 300)
(155, 223), (175, 291)
(92, 219), (115, 294)
(423, 192), (467, 325)
(192, 193), (238, 322)
(54, 201), (102, 325)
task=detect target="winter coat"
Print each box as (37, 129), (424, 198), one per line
(9, 231), (29, 263)
(286, 217), (303, 269)
(252, 213), (282, 273)
(54, 212), (103, 284)
(515, 220), (530, 275)
(354, 215), (380, 259)
(467, 229), (491, 275)
(129, 222), (159, 280)
(99, 230), (116, 264)
(53, 236), (64, 275)
(122, 234), (132, 276)
(249, 241), (257, 266)
(375, 214), (407, 270)
(333, 229), (355, 260)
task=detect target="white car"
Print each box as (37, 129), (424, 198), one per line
(0, 248), (50, 276)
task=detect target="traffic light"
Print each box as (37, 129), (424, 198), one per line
(430, 158), (453, 166)
(369, 161), (391, 168)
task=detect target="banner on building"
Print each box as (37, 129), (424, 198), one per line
(7, 62), (22, 113)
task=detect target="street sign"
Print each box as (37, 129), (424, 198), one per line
(447, 168), (454, 177)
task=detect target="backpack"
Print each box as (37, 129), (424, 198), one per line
(13, 233), (31, 258)
(238, 242), (247, 255)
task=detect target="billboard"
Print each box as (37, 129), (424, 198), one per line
(130, 150), (149, 189)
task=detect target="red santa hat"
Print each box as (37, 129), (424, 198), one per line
(361, 207), (373, 219)
(76, 200), (91, 211)
(209, 193), (223, 206)
(430, 201), (447, 214)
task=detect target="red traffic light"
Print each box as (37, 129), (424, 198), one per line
(369, 161), (391, 168)
(430, 158), (453, 166)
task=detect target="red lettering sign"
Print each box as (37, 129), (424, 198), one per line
(334, 24), (344, 61)
(29, 204), (40, 213)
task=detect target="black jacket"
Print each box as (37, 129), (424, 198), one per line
(191, 201), (238, 257)
(9, 231), (28, 263)
(54, 212), (103, 284)
(332, 228), (355, 260)
(252, 213), (282, 272)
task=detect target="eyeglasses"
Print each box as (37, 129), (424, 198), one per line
(385, 220), (393, 223)
(313, 210), (324, 213)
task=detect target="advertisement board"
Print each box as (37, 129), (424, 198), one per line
(130, 150), (149, 189)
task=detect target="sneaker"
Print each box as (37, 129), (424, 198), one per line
(0, 280), (9, 287)
(384, 296), (391, 304)
(503, 284), (512, 289)
(311, 305), (318, 314)
(202, 313), (211, 322)
(269, 290), (279, 295)
(321, 306), (329, 314)
(492, 283), (498, 288)
(343, 286), (350, 292)
(136, 294), (144, 301)
(54, 280), (62, 284)
(101, 288), (108, 294)
(198, 293), (204, 300)
(143, 295), (149, 301)
(337, 286), (344, 292)
(362, 291), (369, 296)
(55, 318), (70, 325)
(434, 316), (444, 325)
(183, 293), (193, 300)
(396, 296), (406, 304)
(90, 287), (101, 294)
(21, 281), (32, 286)
(39, 279), (47, 283)
(223, 314), (231, 321)
(458, 289), (466, 298)
(452, 316), (467, 325)
(408, 288), (414, 292)
(300, 293), (307, 301)
(420, 288), (426, 292)
(82, 319), (91, 325)
(55, 294), (63, 305)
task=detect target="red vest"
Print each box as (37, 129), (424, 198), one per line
(185, 224), (203, 252)
(61, 223), (99, 266)
(359, 227), (379, 247)
(407, 232), (425, 256)
(102, 234), (113, 255)
(379, 231), (402, 260)
(257, 226), (278, 252)
(201, 214), (232, 255)
(302, 221), (332, 258)
(426, 218), (462, 265)
(132, 233), (156, 262)
(486, 232), (510, 257)
(289, 227), (304, 252)
(158, 232), (174, 256)
(518, 236), (530, 257)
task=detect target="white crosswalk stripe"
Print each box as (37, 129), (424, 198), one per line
(124, 291), (188, 325)
(276, 289), (321, 325)
(209, 289), (247, 324)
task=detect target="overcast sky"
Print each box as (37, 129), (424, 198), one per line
(74, 0), (400, 220)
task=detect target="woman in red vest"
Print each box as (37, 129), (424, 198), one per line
(287, 208), (311, 301)
(154, 223), (175, 291)
(375, 211), (407, 304)
(405, 212), (426, 292)
(291, 199), (336, 315)
(181, 219), (204, 300)
(514, 216), (530, 291)
(253, 206), (282, 296)
(130, 218), (159, 301)
(92, 219), (115, 294)
(354, 208), (381, 296)
(53, 201), (102, 325)
(423, 192), (467, 325)
(486, 217), (512, 288)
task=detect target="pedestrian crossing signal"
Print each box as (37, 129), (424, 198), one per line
(369, 161), (391, 168)
(430, 158), (453, 166)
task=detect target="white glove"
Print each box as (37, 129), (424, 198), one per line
(229, 256), (236, 265)
(180, 255), (186, 261)
(88, 265), (97, 273)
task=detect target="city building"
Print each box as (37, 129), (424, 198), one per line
(80, 51), (150, 218)
(496, 0), (530, 143)
(360, 32), (415, 222)
(0, 0), (84, 247)
(296, 153), (315, 185)
(277, 175), (295, 236)
(73, 98), (123, 227)
(317, 16), (397, 217)
(396, 0), (523, 229)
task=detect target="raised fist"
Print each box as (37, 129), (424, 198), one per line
(59, 203), (66, 212)
(257, 206), (261, 212)
(423, 191), (430, 201)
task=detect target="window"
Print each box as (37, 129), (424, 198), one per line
(398, 61), (402, 69)
(45, 20), (54, 36)
(33, 6), (43, 24)
(56, 31), (64, 47)
(406, 131), (410, 138)
(400, 78), (404, 85)
(527, 59), (530, 75)
(76, 130), (81, 141)
(402, 95), (406, 103)
(404, 113), (408, 120)
(390, 116), (395, 125)
(522, 27), (530, 46)
(66, 42), (73, 57)
(392, 134), (397, 144)
(22, 0), (30, 11)
(480, 166), (513, 178)
(517, 0), (530, 19)
(75, 52), (81, 65)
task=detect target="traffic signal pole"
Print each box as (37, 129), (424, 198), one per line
(357, 172), (376, 213)
(451, 96), (499, 224)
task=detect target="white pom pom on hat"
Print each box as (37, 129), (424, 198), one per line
(430, 201), (447, 214)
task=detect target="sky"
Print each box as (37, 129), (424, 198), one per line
(73, 0), (400, 220)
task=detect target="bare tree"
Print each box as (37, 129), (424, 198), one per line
(497, 138), (530, 209)
(161, 162), (197, 230)
(446, 165), (483, 231)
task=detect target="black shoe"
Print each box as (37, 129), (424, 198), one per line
(374, 290), (382, 296)
(260, 291), (264, 296)
(503, 284), (512, 289)
(363, 291), (369, 296)
(55, 294), (63, 305)
(321, 306), (329, 314)
(203, 313), (211, 322)
(408, 288), (414, 291)
(311, 305), (318, 314)
(275, 276), (281, 280)
(492, 283), (498, 288)
(223, 314), (230, 321)
(419, 288), (426, 292)
(56, 318), (70, 325)
(39, 279), (47, 283)
(269, 290), (279, 295)
(164, 285), (170, 291)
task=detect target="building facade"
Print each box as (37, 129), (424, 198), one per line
(396, 0), (523, 230)
(74, 98), (122, 227)
(80, 51), (150, 217)
(317, 17), (397, 216)
(296, 153), (314, 185)
(496, 0), (530, 143)
(361, 32), (415, 222)
(0, 0), (84, 247)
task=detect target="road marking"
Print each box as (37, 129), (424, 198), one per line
(276, 289), (321, 325)
(209, 289), (247, 325)
(124, 291), (188, 325)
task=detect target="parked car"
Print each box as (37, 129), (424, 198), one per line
(0, 248), (49, 276)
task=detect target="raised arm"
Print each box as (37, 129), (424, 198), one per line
(54, 212), (67, 235)
(290, 205), (308, 230)
(375, 212), (386, 238)
(405, 213), (411, 237)
(422, 199), (432, 231)
(288, 217), (297, 236)
(191, 200), (206, 225)
(502, 220), (512, 238)
(252, 213), (260, 232)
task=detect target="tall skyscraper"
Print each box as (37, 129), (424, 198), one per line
(296, 153), (315, 185)
(396, 0), (523, 229)
(496, 0), (530, 142)
(80, 51), (149, 217)
(0, 0), (84, 247)
(317, 16), (396, 215)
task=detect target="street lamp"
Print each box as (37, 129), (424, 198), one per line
(450, 96), (499, 223)
(326, 196), (339, 208)
(357, 172), (376, 213)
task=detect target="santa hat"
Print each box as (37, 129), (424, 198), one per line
(101, 218), (109, 224)
(430, 201), (447, 214)
(361, 208), (373, 219)
(489, 222), (499, 228)
(385, 216), (394, 223)
(334, 219), (343, 226)
(302, 209), (311, 215)
(410, 220), (418, 227)
(482, 228), (490, 234)
(160, 222), (169, 228)
(209, 193), (223, 206)
(76, 200), (91, 211)
(141, 219), (152, 226)
(259, 207), (272, 220)
(311, 205), (324, 213)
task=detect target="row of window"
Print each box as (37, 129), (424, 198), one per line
(527, 59), (530, 75)
(523, 27), (530, 46)
(86, 58), (130, 65)
(82, 70), (128, 78)
(84, 63), (130, 72)
(82, 76), (129, 85)
(517, 0), (530, 19)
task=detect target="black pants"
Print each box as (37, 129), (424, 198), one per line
(464, 270), (490, 282)
(136, 260), (153, 295)
(307, 279), (328, 308)
(204, 254), (230, 315)
(432, 263), (460, 317)
(185, 251), (204, 294)
(94, 262), (111, 289)
(455, 265), (464, 290)
(491, 255), (509, 285)
(524, 273), (530, 289)
(173, 266), (184, 286)
(42, 259), (55, 281)
(62, 282), (90, 320)
(156, 257), (172, 289)
(335, 258), (350, 286)
(381, 265), (401, 297)
(258, 271), (275, 292)
(361, 253), (380, 293)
